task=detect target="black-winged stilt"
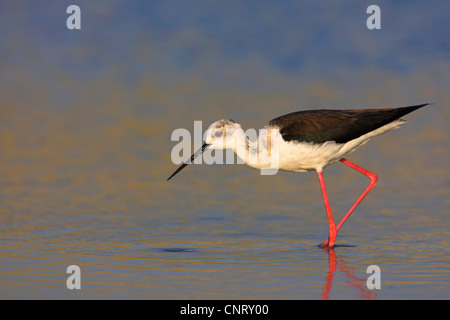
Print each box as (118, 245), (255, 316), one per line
(167, 103), (429, 248)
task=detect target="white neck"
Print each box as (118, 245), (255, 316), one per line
(232, 128), (279, 169)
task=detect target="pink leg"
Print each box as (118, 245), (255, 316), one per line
(317, 171), (337, 248)
(320, 158), (378, 247)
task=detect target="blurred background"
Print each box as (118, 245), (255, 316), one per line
(0, 0), (449, 299)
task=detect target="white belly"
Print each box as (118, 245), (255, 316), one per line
(277, 140), (347, 172)
(274, 119), (406, 172)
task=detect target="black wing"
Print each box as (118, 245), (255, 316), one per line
(268, 104), (429, 144)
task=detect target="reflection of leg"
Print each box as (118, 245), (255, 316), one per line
(336, 254), (377, 300)
(321, 248), (377, 300)
(317, 171), (336, 248)
(320, 158), (378, 247)
(322, 248), (336, 300)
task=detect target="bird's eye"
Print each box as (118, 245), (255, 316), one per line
(215, 131), (222, 138)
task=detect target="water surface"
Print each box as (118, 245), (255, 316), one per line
(0, 1), (449, 299)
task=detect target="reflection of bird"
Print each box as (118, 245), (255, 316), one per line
(167, 103), (429, 248)
(322, 249), (376, 300)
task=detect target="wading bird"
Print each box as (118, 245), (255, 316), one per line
(167, 104), (429, 248)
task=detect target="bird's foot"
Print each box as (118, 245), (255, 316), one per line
(318, 237), (335, 249)
(318, 242), (334, 249)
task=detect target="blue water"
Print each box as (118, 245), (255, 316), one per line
(0, 1), (449, 299)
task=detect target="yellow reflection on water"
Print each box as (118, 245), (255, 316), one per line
(0, 63), (449, 299)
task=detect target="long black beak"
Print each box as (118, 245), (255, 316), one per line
(167, 142), (210, 181)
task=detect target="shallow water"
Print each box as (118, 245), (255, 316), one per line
(1, 1), (450, 299)
(0, 108), (449, 299)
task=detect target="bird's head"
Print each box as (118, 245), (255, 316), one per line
(167, 119), (243, 181)
(204, 119), (242, 150)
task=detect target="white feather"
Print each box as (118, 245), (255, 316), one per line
(205, 118), (406, 173)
